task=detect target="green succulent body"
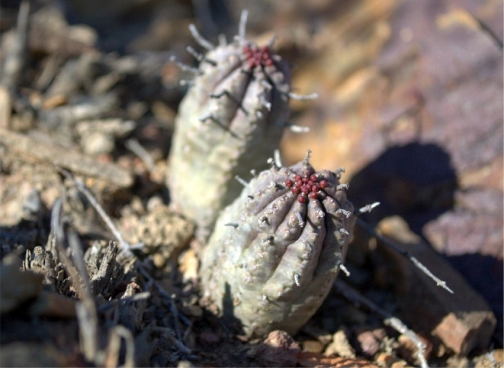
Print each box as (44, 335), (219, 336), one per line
(200, 157), (355, 337)
(168, 37), (291, 242)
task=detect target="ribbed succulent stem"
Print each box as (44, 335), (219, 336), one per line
(200, 153), (355, 337)
(168, 12), (297, 242)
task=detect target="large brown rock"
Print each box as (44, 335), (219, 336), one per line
(376, 216), (496, 355)
(276, 0), (502, 343)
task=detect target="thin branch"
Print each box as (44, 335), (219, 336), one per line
(356, 218), (454, 294)
(51, 198), (101, 364)
(105, 325), (135, 368)
(334, 279), (428, 368)
(55, 166), (134, 259)
(152, 325), (193, 355)
(137, 265), (192, 355)
(169, 293), (183, 342)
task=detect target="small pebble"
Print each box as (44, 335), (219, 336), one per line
(375, 352), (402, 367)
(255, 330), (300, 367)
(325, 329), (355, 358)
(356, 329), (380, 357)
(302, 340), (323, 353)
(391, 361), (408, 368)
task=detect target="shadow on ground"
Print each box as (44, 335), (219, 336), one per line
(347, 142), (503, 347)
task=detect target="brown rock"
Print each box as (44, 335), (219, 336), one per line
(0, 86), (11, 128)
(375, 352), (403, 367)
(495, 349), (503, 364)
(255, 330), (301, 367)
(355, 329), (380, 358)
(325, 329), (355, 358)
(376, 216), (496, 355)
(302, 340), (324, 354)
(178, 248), (199, 284)
(424, 190), (503, 258)
(390, 361), (407, 368)
(278, 0), (503, 344)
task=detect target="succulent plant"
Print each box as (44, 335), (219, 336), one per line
(167, 12), (297, 242)
(200, 151), (355, 338)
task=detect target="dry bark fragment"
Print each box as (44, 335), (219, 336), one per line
(23, 245), (57, 282)
(89, 242), (118, 297)
(0, 128), (133, 187)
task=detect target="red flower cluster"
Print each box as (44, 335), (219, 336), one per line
(285, 174), (328, 203)
(243, 45), (274, 68)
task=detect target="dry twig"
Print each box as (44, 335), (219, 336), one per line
(55, 167), (135, 260)
(334, 279), (428, 368)
(356, 218), (453, 294)
(51, 198), (101, 365)
(0, 128), (133, 187)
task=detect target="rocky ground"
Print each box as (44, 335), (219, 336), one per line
(0, 0), (502, 367)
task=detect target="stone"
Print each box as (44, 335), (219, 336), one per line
(0, 86), (11, 128)
(375, 352), (403, 367)
(255, 330), (301, 367)
(324, 329), (355, 358)
(301, 340), (324, 354)
(376, 216), (497, 355)
(355, 328), (381, 358)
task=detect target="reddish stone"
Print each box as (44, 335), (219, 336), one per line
(255, 330), (301, 367)
(376, 217), (497, 355)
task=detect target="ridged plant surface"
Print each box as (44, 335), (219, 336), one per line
(200, 158), (355, 338)
(168, 37), (291, 242)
